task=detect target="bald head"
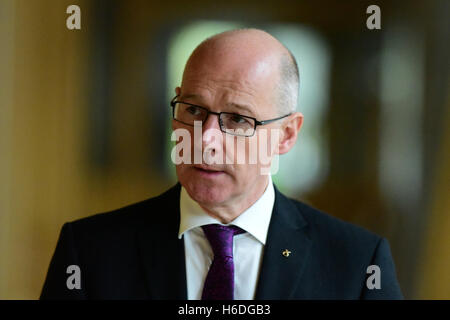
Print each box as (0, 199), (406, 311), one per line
(181, 28), (299, 115)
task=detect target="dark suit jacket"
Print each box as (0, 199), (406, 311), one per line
(40, 183), (403, 299)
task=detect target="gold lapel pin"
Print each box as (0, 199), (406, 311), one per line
(282, 249), (291, 258)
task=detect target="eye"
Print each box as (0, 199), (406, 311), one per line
(230, 114), (249, 124)
(186, 105), (201, 115)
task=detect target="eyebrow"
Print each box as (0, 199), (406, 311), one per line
(225, 102), (255, 117)
(180, 94), (256, 118)
(180, 93), (201, 101)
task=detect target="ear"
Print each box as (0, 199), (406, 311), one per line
(277, 112), (303, 155)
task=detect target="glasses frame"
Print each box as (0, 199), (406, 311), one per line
(170, 95), (291, 137)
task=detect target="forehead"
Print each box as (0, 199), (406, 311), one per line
(181, 56), (279, 117)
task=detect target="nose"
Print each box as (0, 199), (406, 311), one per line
(202, 113), (222, 143)
(201, 113), (225, 162)
(203, 112), (221, 130)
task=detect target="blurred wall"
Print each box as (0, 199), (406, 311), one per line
(417, 93), (450, 299)
(0, 0), (448, 299)
(0, 0), (169, 299)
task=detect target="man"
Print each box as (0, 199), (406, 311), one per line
(40, 29), (403, 299)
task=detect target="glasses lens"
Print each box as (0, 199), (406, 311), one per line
(220, 113), (255, 136)
(174, 103), (207, 125)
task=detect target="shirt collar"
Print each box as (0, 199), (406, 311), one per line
(178, 175), (275, 245)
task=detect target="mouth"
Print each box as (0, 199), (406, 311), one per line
(193, 165), (225, 177)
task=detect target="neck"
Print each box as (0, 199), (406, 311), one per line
(198, 176), (270, 224)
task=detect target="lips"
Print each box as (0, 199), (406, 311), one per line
(194, 164), (224, 172)
(193, 165), (225, 176)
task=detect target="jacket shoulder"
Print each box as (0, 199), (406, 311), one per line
(286, 194), (382, 250)
(276, 191), (402, 299)
(68, 183), (181, 235)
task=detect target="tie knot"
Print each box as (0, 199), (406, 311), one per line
(202, 224), (245, 258)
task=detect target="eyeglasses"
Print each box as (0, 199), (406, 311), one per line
(170, 95), (291, 137)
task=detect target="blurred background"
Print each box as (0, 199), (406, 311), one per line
(0, 0), (449, 299)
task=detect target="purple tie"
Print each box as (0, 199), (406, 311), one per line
(201, 224), (245, 300)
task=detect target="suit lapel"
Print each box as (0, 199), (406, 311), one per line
(136, 184), (187, 299)
(255, 186), (312, 299)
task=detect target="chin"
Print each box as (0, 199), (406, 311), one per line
(177, 165), (233, 205)
(185, 179), (231, 205)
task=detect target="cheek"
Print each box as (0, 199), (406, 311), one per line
(223, 135), (257, 164)
(175, 164), (185, 178)
(176, 163), (193, 179)
(258, 127), (279, 155)
(231, 163), (259, 185)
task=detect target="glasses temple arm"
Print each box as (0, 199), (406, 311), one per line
(170, 95), (179, 107)
(256, 113), (292, 125)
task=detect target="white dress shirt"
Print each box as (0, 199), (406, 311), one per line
(178, 175), (275, 300)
